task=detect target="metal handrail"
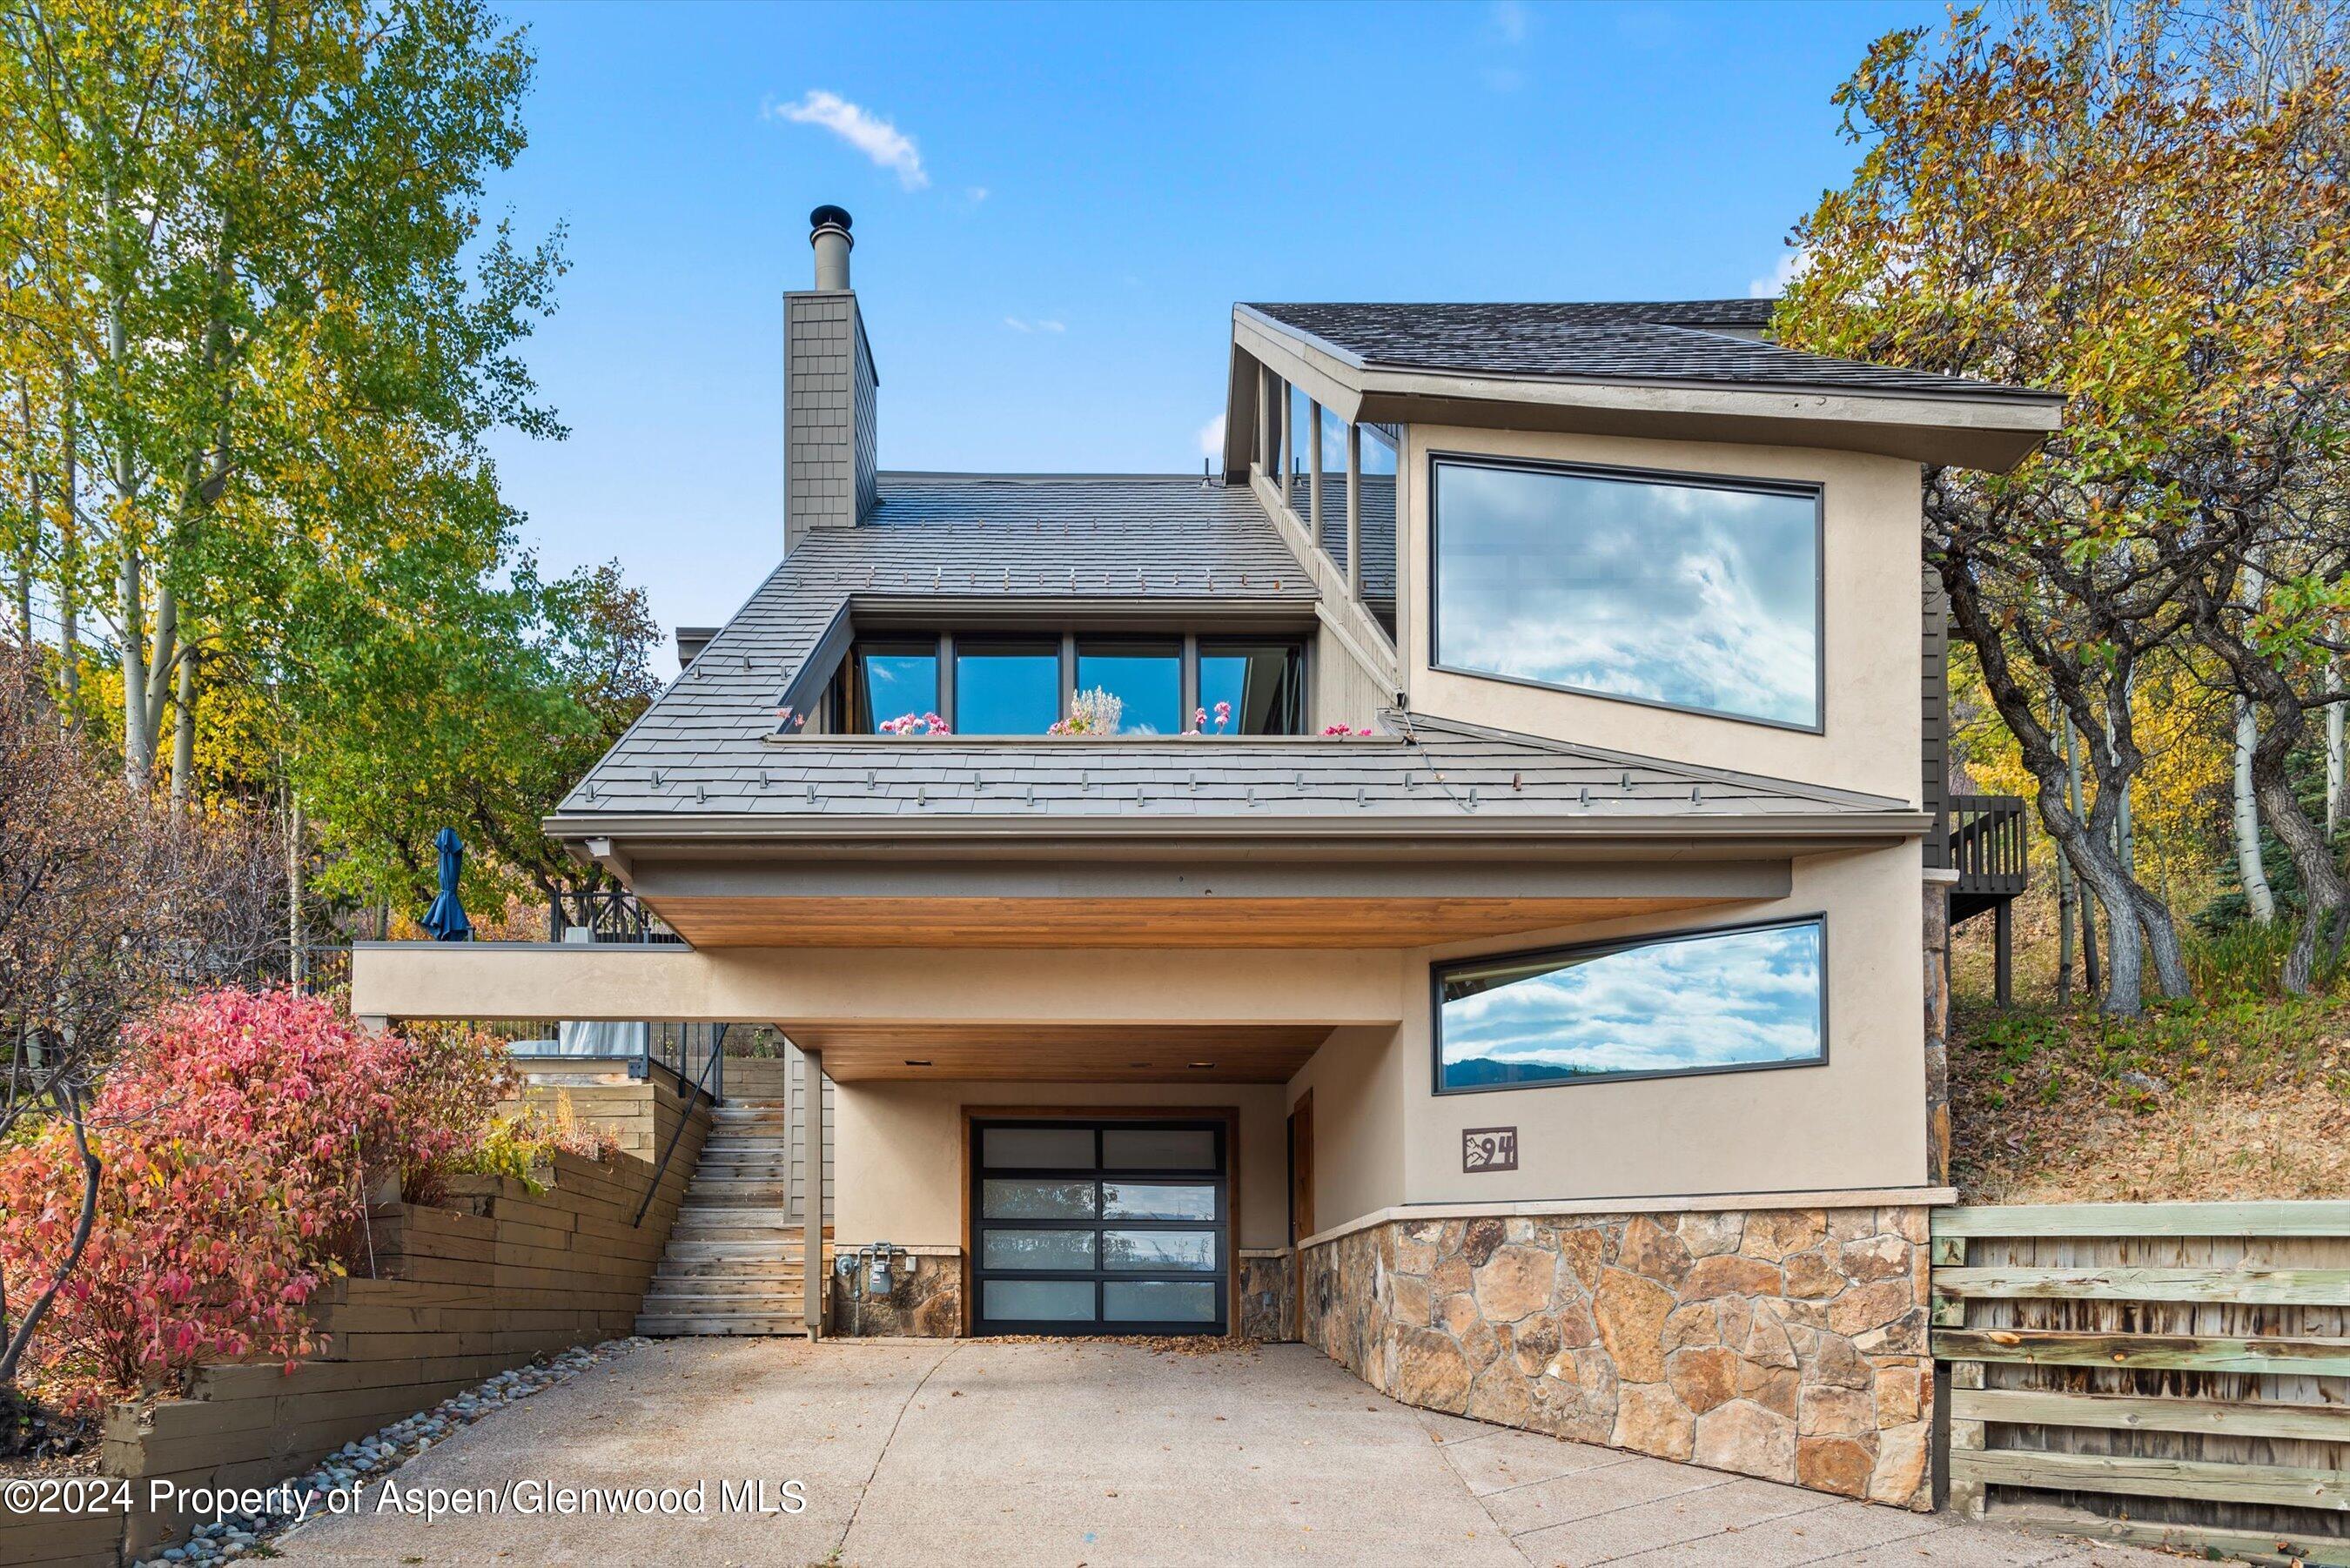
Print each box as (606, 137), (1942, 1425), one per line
(549, 888), (685, 945)
(634, 1022), (726, 1228)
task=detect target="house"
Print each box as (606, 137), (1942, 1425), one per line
(350, 205), (2054, 1507)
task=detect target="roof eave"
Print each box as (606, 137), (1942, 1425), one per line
(544, 809), (1934, 846)
(1232, 306), (2062, 473)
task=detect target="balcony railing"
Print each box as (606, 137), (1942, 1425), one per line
(1948, 794), (2027, 900)
(547, 888), (684, 945)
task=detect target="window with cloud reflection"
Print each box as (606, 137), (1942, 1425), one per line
(1436, 920), (1825, 1092)
(1431, 459), (1820, 727)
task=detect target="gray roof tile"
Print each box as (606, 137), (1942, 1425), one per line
(567, 473), (1319, 816)
(561, 707), (1910, 828)
(1246, 301), (2057, 403)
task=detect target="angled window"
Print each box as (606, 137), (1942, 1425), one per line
(1431, 458), (1822, 730)
(955, 637), (1062, 734)
(1077, 639), (1183, 735)
(1357, 425), (1400, 639)
(849, 639), (939, 733)
(1197, 640), (1305, 735)
(1288, 384), (1312, 483)
(1435, 919), (1826, 1094)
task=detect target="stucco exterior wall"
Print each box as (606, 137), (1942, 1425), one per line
(833, 1079), (1291, 1251)
(1282, 843), (1931, 1238)
(1397, 424), (1925, 804)
(1284, 1023), (1408, 1231)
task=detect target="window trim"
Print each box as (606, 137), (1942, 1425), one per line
(1425, 452), (1828, 736)
(836, 628), (1310, 737)
(1429, 914), (1831, 1097)
(1195, 636), (1308, 738)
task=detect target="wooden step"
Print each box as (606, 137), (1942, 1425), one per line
(645, 1283), (807, 1303)
(655, 1257), (805, 1277)
(634, 1314), (809, 1337)
(645, 1290), (807, 1310)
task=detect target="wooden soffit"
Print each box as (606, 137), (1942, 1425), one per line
(800, 1023), (1329, 1083)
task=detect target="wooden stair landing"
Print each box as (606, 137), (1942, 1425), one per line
(636, 1102), (816, 1337)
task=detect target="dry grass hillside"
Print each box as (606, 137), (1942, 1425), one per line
(1946, 895), (2350, 1203)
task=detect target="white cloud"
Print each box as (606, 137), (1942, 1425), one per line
(1197, 413), (1226, 458)
(769, 90), (929, 191)
(966, 185), (989, 204)
(1490, 0), (1530, 44)
(1749, 248), (1809, 299)
(1004, 317), (1065, 334)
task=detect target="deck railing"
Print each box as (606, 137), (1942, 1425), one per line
(547, 888), (684, 945)
(1948, 794), (2028, 898)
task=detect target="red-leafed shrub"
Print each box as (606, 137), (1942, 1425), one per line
(0, 991), (512, 1411)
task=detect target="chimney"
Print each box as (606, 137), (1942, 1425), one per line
(784, 204), (878, 553)
(809, 204), (852, 290)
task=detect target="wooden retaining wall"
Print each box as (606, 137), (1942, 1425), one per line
(1, 1080), (709, 1568)
(1933, 1202), (2350, 1565)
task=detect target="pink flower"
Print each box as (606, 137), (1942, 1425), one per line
(1192, 707), (1208, 733)
(1213, 700), (1231, 733)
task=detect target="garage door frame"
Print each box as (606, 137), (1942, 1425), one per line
(961, 1106), (1239, 1337)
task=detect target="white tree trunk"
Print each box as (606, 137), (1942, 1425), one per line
(2235, 698), (2278, 921)
(286, 791), (306, 986)
(2327, 660), (2344, 839)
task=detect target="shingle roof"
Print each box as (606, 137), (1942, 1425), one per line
(555, 711), (1912, 831)
(563, 474), (1319, 818)
(1243, 301), (2057, 403)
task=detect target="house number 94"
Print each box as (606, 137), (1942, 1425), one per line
(1462, 1126), (1518, 1173)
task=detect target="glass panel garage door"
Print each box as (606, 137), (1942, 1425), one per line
(970, 1119), (1227, 1336)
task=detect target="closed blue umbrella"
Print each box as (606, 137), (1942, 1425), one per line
(421, 828), (473, 941)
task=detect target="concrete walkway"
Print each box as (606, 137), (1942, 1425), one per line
(268, 1340), (2172, 1567)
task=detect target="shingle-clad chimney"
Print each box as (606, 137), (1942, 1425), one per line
(785, 204), (877, 551)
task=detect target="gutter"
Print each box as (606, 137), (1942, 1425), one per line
(544, 809), (1935, 846)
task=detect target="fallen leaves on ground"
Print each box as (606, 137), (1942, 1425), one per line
(1950, 993), (2350, 1203)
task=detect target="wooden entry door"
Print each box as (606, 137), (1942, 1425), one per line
(1288, 1091), (1314, 1244)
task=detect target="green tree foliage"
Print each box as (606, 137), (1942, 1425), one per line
(0, 0), (563, 787)
(1777, 0), (2350, 1013)
(2, 2), (660, 928)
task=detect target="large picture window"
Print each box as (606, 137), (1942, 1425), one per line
(1434, 919), (1827, 1094)
(1431, 458), (1822, 730)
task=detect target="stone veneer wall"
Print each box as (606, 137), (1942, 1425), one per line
(1301, 1205), (1934, 1510)
(1239, 1251), (1299, 1342)
(828, 1247), (963, 1337)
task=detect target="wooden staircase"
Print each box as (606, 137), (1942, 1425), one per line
(635, 1102), (815, 1337)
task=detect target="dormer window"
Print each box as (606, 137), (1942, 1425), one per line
(956, 638), (1061, 734)
(834, 632), (1306, 736)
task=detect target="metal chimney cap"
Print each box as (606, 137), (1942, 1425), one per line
(809, 204), (854, 237)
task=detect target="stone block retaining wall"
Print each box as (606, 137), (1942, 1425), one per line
(1301, 1203), (1934, 1511)
(2, 1082), (708, 1567)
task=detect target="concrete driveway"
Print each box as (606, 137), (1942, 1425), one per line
(269, 1339), (2169, 1567)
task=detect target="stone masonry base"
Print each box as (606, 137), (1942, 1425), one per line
(1301, 1205), (1934, 1510)
(829, 1246), (964, 1337)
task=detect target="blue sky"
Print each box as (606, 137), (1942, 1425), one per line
(483, 0), (1943, 667)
